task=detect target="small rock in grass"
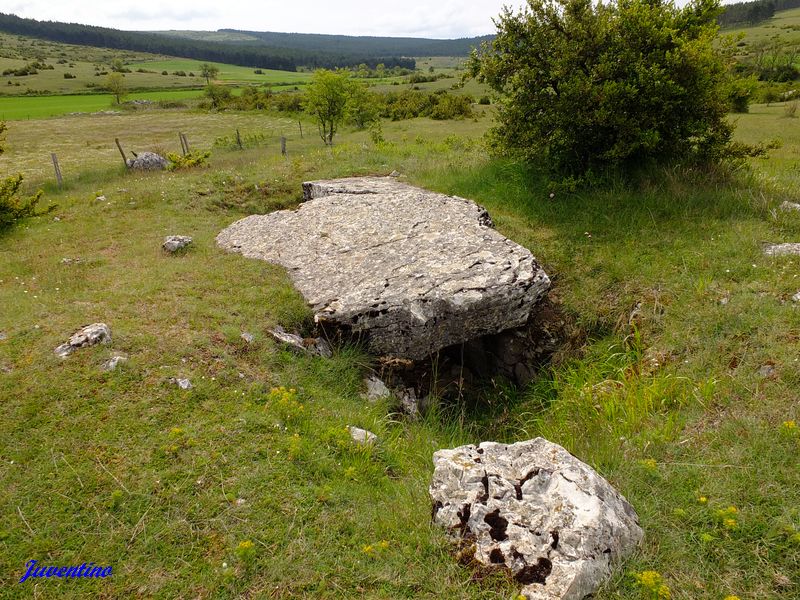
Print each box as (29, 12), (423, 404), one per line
(127, 152), (168, 171)
(163, 235), (193, 253)
(719, 296), (729, 306)
(389, 170), (401, 177)
(348, 426), (378, 445)
(102, 354), (128, 371)
(780, 201), (800, 212)
(55, 323), (112, 358)
(792, 291), (800, 303)
(169, 377), (193, 390)
(60, 257), (82, 265)
(95, 195), (106, 202)
(361, 374), (391, 402)
(241, 332), (255, 343)
(764, 243), (800, 257)
(758, 363), (776, 378)
(0, 331), (7, 341)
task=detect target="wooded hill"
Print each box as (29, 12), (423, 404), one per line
(0, 13), (434, 72)
(719, 0), (800, 26)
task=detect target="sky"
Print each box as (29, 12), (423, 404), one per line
(0, 1), (529, 39)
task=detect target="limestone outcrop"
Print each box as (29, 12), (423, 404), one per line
(430, 438), (643, 600)
(217, 177), (550, 360)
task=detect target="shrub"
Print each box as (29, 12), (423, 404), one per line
(785, 101), (798, 118)
(478, 95), (491, 105)
(166, 150), (211, 170)
(63, 73), (76, 79)
(0, 122), (42, 228)
(469, 0), (750, 180)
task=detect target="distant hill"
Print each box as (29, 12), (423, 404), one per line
(0, 13), (427, 72)
(214, 30), (493, 58)
(719, 0), (800, 27)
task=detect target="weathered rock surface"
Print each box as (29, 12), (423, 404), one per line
(430, 438), (643, 600)
(348, 426), (378, 445)
(163, 235), (192, 252)
(169, 377), (192, 390)
(218, 177), (550, 360)
(362, 374), (391, 402)
(127, 152), (168, 171)
(764, 243), (800, 257)
(54, 323), (112, 358)
(241, 331), (255, 344)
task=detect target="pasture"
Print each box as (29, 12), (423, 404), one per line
(0, 100), (799, 598)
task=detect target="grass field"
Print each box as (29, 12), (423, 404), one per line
(0, 90), (206, 121)
(1, 100), (799, 598)
(127, 59), (313, 86)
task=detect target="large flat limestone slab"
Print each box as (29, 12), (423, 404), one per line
(217, 177), (550, 360)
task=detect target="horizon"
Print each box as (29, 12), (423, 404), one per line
(0, 1), (524, 40)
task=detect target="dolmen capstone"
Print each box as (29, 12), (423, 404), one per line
(216, 177), (550, 360)
(430, 438), (643, 600)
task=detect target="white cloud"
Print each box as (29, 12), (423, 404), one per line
(5, 0), (524, 38)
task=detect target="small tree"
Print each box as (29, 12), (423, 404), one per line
(105, 72), (127, 104)
(346, 83), (381, 129)
(304, 69), (353, 145)
(200, 63), (219, 85)
(469, 0), (746, 181)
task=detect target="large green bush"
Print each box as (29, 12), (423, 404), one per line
(469, 0), (748, 180)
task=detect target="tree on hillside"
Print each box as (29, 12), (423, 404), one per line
(105, 72), (127, 104)
(469, 0), (750, 182)
(200, 63), (219, 85)
(304, 69), (355, 145)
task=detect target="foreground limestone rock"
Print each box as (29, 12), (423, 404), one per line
(54, 323), (112, 358)
(127, 152), (168, 171)
(217, 177), (550, 360)
(430, 438), (643, 600)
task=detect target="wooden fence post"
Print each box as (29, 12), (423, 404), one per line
(115, 138), (129, 169)
(181, 133), (190, 154)
(281, 136), (287, 157)
(298, 121), (303, 138)
(236, 129), (243, 150)
(51, 153), (63, 187)
(179, 133), (187, 156)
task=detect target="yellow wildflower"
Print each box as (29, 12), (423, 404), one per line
(362, 544), (374, 554)
(698, 496), (708, 504)
(377, 540), (390, 549)
(723, 596), (741, 600)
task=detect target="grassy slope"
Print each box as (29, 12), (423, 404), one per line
(0, 107), (799, 599)
(723, 6), (800, 44)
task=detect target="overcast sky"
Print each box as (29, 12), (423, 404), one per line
(1, 1), (531, 39)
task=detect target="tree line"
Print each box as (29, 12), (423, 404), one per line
(718, 0), (800, 26)
(0, 13), (416, 72)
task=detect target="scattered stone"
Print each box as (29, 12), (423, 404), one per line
(126, 152), (168, 171)
(60, 257), (82, 265)
(348, 426), (378, 445)
(95, 195), (107, 202)
(218, 177), (549, 360)
(764, 243), (800, 257)
(361, 374), (391, 402)
(792, 291), (800, 303)
(758, 363), (776, 378)
(0, 331), (6, 341)
(53, 216), (61, 222)
(389, 170), (401, 177)
(268, 326), (331, 357)
(162, 235), (193, 253)
(780, 201), (800, 212)
(169, 377), (193, 390)
(430, 438), (643, 600)
(102, 354), (128, 371)
(398, 386), (423, 416)
(241, 332), (255, 344)
(54, 323), (112, 358)
(719, 296), (730, 306)
(0, 363), (11, 374)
